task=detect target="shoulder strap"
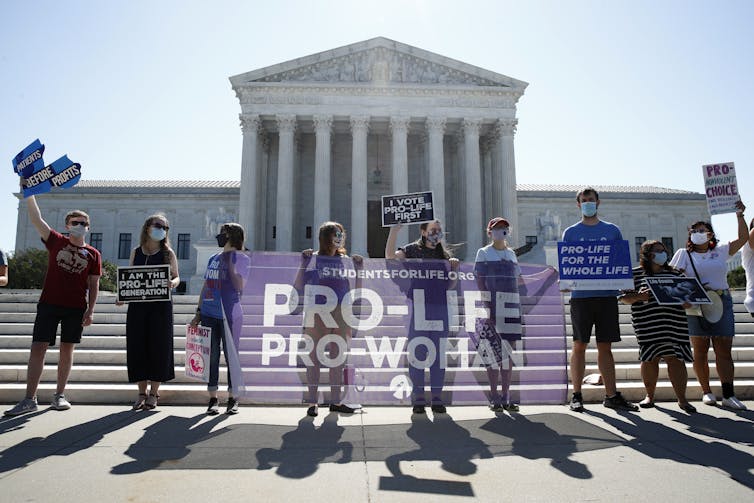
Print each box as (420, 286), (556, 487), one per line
(686, 250), (706, 286)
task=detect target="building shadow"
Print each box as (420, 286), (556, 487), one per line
(587, 409), (754, 490)
(0, 410), (151, 474)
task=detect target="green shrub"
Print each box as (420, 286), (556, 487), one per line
(728, 266), (745, 289)
(7, 247), (118, 291)
(99, 260), (118, 292)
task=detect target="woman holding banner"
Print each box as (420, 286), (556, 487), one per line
(190, 223), (249, 415)
(669, 201), (749, 410)
(297, 221), (362, 417)
(474, 217), (522, 412)
(619, 240), (695, 413)
(121, 215), (180, 410)
(385, 220), (459, 415)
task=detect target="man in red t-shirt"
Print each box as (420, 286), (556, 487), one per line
(5, 193), (101, 416)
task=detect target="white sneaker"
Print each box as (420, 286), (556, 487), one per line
(51, 393), (71, 410)
(721, 396), (747, 410)
(4, 397), (38, 416)
(702, 393), (717, 405)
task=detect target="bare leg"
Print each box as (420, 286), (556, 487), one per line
(25, 341), (49, 398)
(570, 341), (588, 394)
(596, 342), (617, 396)
(640, 358), (660, 402)
(691, 336), (711, 393)
(711, 337), (734, 384)
(486, 367), (499, 399)
(137, 380), (148, 395)
(665, 356), (689, 406)
(56, 342), (75, 394)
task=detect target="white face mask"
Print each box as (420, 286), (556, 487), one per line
(150, 227), (167, 242)
(690, 231), (709, 245)
(68, 225), (88, 238)
(490, 228), (509, 241)
(652, 251), (667, 265)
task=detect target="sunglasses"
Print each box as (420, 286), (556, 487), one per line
(69, 221), (88, 227)
(151, 222), (169, 230)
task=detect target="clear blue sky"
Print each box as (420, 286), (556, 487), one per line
(2, 0), (752, 254)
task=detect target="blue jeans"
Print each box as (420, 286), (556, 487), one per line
(201, 315), (231, 392)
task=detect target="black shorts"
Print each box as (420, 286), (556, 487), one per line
(569, 297), (620, 344)
(32, 303), (86, 346)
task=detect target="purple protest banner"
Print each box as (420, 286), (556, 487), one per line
(225, 252), (567, 405)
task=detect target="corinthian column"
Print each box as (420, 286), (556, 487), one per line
(313, 115), (333, 246)
(497, 119), (519, 247)
(276, 114), (297, 251)
(463, 118), (483, 259)
(239, 114), (260, 249)
(390, 116), (410, 247)
(350, 116), (370, 255)
(426, 117), (446, 226)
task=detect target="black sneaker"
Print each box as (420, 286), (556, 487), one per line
(329, 403), (356, 413)
(603, 392), (639, 411)
(206, 397), (219, 415)
(226, 397), (239, 415)
(412, 404), (426, 414)
(569, 393), (584, 412)
(431, 404), (447, 414)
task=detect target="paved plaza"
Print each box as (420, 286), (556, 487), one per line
(0, 402), (752, 502)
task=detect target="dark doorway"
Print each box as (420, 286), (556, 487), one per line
(367, 200), (390, 258)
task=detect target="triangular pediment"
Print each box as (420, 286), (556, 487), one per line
(230, 37), (527, 89)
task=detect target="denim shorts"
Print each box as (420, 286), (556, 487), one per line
(688, 292), (734, 337)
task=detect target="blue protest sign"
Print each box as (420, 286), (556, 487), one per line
(12, 139), (46, 177)
(21, 155), (82, 198)
(557, 240), (633, 290)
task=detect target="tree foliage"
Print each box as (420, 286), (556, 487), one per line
(7, 248), (118, 291)
(728, 266), (746, 289)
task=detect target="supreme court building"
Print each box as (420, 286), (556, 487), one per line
(14, 38), (709, 293)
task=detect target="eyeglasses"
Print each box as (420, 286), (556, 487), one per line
(151, 222), (169, 230)
(69, 221), (88, 227)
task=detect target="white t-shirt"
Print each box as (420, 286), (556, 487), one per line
(742, 243), (754, 312)
(670, 243), (731, 290)
(474, 244), (521, 275)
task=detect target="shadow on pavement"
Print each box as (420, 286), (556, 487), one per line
(587, 409), (754, 490)
(0, 410), (151, 474)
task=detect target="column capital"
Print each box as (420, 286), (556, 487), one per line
(426, 116), (447, 134)
(313, 114), (333, 133)
(350, 115), (370, 134)
(276, 114), (297, 133)
(239, 114), (261, 135)
(389, 116), (410, 135)
(462, 118), (483, 136)
(496, 118), (518, 136)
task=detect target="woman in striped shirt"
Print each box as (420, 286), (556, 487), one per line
(619, 240), (695, 413)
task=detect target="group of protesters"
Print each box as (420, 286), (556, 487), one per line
(4, 185), (754, 417)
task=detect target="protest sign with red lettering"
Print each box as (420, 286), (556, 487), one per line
(703, 162), (739, 215)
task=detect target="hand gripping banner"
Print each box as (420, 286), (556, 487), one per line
(222, 252), (567, 405)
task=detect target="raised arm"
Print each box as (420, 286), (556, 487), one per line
(25, 194), (51, 242)
(385, 224), (405, 259)
(728, 200), (748, 255)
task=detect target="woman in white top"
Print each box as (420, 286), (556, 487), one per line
(743, 218), (754, 316)
(669, 201), (749, 410)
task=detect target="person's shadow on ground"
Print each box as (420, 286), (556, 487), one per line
(110, 412), (229, 474)
(587, 409), (754, 490)
(256, 413), (353, 478)
(0, 410), (152, 474)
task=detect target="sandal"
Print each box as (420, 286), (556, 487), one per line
(639, 396), (655, 408)
(307, 405), (318, 417)
(144, 393), (160, 409)
(679, 402), (697, 414)
(329, 404), (356, 414)
(132, 393), (147, 410)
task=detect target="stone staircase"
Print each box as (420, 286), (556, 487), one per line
(0, 290), (752, 406)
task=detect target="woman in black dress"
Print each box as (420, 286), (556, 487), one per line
(123, 214), (180, 409)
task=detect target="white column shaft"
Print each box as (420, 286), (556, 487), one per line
(427, 117), (446, 226)
(275, 115), (296, 251)
(239, 114), (260, 250)
(463, 118), (483, 259)
(350, 116), (369, 256)
(313, 115), (333, 247)
(391, 116), (410, 246)
(500, 130), (518, 247)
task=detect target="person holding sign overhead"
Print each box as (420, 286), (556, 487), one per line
(619, 240), (695, 413)
(5, 193), (101, 416)
(119, 214), (180, 410)
(190, 223), (249, 415)
(385, 220), (459, 415)
(561, 187), (638, 412)
(669, 201), (749, 410)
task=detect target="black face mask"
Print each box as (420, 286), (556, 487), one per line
(216, 233), (229, 248)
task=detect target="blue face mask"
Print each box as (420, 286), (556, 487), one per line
(149, 227), (167, 242)
(652, 251), (667, 266)
(580, 201), (598, 217)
